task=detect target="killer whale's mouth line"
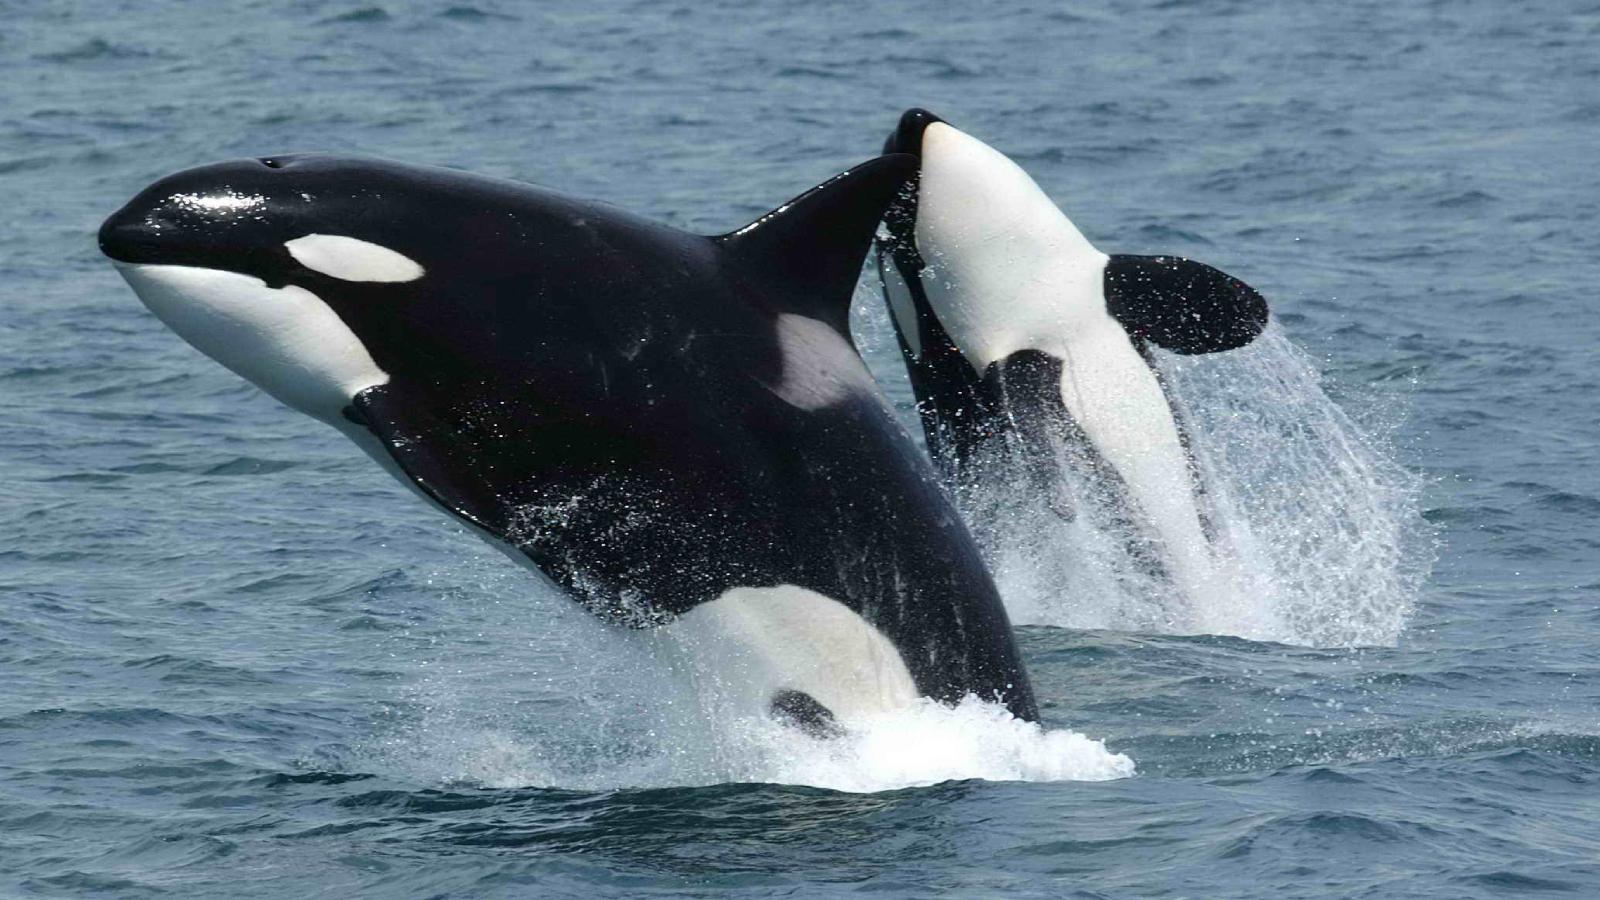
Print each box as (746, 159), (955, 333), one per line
(109, 258), (271, 292)
(110, 261), (392, 428)
(101, 224), (426, 286)
(96, 219), (243, 271)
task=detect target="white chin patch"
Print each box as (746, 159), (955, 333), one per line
(285, 233), (424, 283)
(116, 263), (388, 423)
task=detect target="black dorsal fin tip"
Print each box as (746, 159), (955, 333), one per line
(717, 154), (917, 333)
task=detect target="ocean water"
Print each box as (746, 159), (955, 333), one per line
(4, 0), (1599, 896)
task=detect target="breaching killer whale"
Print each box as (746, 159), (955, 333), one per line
(99, 151), (1038, 728)
(874, 109), (1269, 593)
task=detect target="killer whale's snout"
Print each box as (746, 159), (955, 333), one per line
(883, 108), (945, 157)
(98, 189), (167, 264)
(97, 211), (148, 264)
(98, 157), (297, 266)
(98, 202), (181, 266)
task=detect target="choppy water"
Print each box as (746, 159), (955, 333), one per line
(4, 0), (1600, 896)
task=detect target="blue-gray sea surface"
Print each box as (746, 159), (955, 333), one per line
(4, 0), (1599, 897)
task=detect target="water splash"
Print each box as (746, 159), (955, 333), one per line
(961, 327), (1429, 646)
(851, 286), (1430, 647)
(363, 307), (1421, 794)
(1158, 327), (1431, 646)
(360, 561), (1132, 793)
(370, 682), (1132, 793)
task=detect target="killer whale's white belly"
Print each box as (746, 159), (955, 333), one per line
(1046, 314), (1216, 595)
(664, 586), (920, 724)
(908, 120), (1218, 600)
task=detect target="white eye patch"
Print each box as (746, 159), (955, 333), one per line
(284, 234), (424, 283)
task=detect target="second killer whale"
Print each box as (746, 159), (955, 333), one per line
(99, 150), (1039, 727)
(874, 108), (1270, 596)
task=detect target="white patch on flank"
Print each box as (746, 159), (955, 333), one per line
(285, 233), (424, 283)
(666, 585), (919, 724)
(765, 313), (872, 411)
(908, 121), (1218, 592)
(116, 263), (388, 423)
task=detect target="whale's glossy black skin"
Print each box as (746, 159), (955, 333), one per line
(100, 153), (1038, 720)
(875, 109), (1267, 512)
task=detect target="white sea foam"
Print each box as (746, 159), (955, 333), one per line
(712, 696), (1135, 791)
(373, 686), (1132, 793)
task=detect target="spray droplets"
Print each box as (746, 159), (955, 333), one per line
(961, 326), (1429, 647)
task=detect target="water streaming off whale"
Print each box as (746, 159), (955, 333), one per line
(853, 292), (1432, 648)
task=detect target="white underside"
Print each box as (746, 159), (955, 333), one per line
(908, 122), (1107, 372)
(116, 263), (389, 424)
(663, 585), (920, 724)
(903, 122), (1215, 585)
(876, 248), (923, 358)
(1051, 321), (1215, 587)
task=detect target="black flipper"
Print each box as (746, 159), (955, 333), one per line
(348, 380), (710, 624)
(1103, 254), (1269, 354)
(717, 154), (917, 334)
(347, 384), (512, 538)
(769, 689), (845, 739)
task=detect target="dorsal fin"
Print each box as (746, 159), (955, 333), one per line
(716, 154), (917, 334)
